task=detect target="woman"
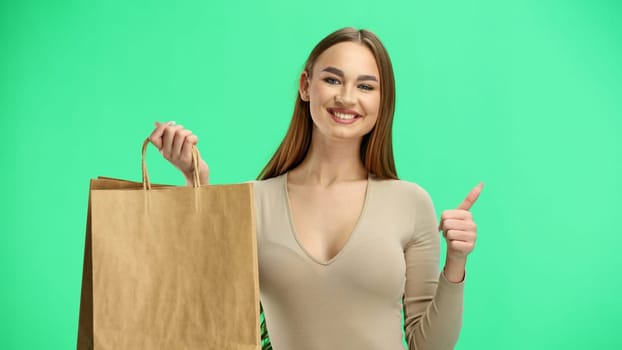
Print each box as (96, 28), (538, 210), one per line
(149, 27), (481, 350)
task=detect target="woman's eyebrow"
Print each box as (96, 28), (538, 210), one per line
(321, 66), (378, 82)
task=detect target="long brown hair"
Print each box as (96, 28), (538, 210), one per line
(257, 27), (398, 180)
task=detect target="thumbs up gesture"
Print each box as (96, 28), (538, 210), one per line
(439, 184), (483, 261)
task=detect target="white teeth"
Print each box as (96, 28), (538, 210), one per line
(333, 111), (357, 120)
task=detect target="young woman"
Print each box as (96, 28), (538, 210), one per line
(149, 27), (481, 350)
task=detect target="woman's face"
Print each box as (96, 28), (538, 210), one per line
(300, 41), (381, 142)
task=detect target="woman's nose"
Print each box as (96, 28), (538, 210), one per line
(335, 86), (355, 105)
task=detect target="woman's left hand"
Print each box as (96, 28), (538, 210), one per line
(439, 183), (483, 261)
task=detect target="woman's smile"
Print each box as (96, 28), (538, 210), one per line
(327, 107), (362, 124)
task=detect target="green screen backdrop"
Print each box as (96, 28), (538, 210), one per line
(1, 0), (621, 349)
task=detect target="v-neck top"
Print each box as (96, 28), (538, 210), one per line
(253, 173), (464, 350)
(282, 172), (372, 266)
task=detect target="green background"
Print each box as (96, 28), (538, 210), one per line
(2, 0), (621, 348)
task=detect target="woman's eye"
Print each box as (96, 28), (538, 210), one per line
(358, 84), (374, 91)
(323, 77), (340, 85)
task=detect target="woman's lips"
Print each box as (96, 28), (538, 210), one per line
(327, 108), (361, 124)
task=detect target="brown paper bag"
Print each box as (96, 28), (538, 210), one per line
(77, 139), (260, 350)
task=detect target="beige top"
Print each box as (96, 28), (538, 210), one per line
(253, 173), (464, 350)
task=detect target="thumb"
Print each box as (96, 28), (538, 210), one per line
(456, 183), (484, 211)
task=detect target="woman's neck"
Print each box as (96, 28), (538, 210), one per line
(289, 132), (367, 186)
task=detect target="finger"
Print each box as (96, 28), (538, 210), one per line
(161, 125), (183, 158)
(187, 134), (198, 145)
(441, 209), (473, 222)
(444, 229), (476, 242)
(149, 121), (176, 149)
(440, 219), (476, 232)
(180, 136), (199, 169)
(447, 240), (475, 253)
(457, 183), (484, 211)
(172, 129), (192, 159)
(149, 122), (167, 149)
(180, 139), (196, 166)
(439, 209), (473, 232)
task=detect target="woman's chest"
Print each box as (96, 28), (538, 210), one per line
(286, 181), (368, 264)
(256, 195), (415, 301)
(257, 221), (409, 302)
(252, 175), (419, 300)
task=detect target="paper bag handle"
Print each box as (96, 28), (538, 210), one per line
(141, 138), (202, 190)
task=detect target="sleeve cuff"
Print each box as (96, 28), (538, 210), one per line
(440, 269), (466, 288)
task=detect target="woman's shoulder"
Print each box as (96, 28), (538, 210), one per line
(249, 173), (286, 197)
(371, 176), (434, 207)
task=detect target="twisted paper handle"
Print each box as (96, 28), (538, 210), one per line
(141, 138), (201, 190)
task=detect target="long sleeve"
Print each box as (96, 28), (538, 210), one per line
(403, 189), (465, 350)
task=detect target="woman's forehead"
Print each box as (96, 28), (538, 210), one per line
(313, 42), (379, 78)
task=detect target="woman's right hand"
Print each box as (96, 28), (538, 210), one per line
(149, 121), (210, 186)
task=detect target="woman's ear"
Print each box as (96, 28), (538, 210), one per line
(299, 71), (310, 101)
